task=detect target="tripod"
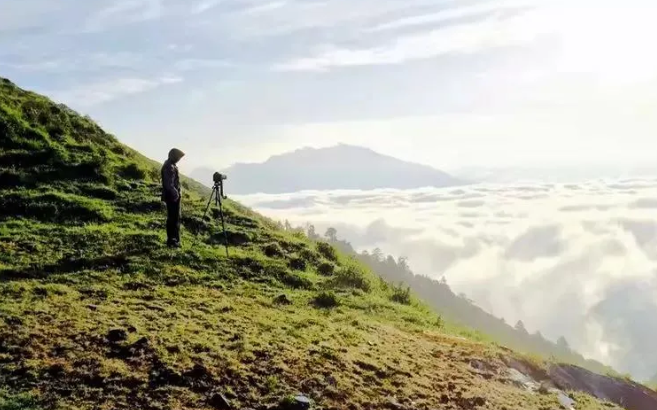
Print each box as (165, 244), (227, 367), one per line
(203, 181), (229, 257)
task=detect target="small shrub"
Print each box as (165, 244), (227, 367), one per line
(265, 375), (279, 392)
(78, 184), (118, 200)
(263, 242), (285, 258)
(224, 230), (252, 246)
(291, 230), (307, 240)
(49, 145), (70, 166)
(115, 181), (132, 192)
(313, 291), (339, 309)
(299, 247), (321, 266)
(0, 170), (23, 189)
(273, 294), (292, 305)
(118, 162), (147, 180)
(317, 262), (335, 276)
(390, 283), (412, 305)
(332, 263), (372, 292)
(45, 122), (66, 140)
(181, 215), (209, 235)
(73, 154), (112, 184)
(316, 241), (338, 261)
(288, 256), (306, 271)
(237, 256), (266, 277)
(277, 269), (314, 290)
(277, 238), (305, 254)
(1, 149), (53, 168)
(111, 143), (128, 156)
(147, 168), (160, 183)
(118, 198), (162, 214)
(66, 142), (96, 154)
(403, 314), (424, 325)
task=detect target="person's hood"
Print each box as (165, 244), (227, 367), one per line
(168, 148), (185, 163)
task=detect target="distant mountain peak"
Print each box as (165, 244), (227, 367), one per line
(191, 144), (468, 194)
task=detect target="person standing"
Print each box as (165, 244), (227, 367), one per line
(161, 148), (185, 248)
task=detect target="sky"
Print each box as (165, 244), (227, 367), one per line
(2, 0), (657, 175)
(236, 178), (657, 380)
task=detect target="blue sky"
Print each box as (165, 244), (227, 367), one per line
(2, 0), (657, 175)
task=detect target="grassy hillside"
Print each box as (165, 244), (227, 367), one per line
(0, 77), (623, 410)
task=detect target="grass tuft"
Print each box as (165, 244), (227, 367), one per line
(313, 291), (340, 309)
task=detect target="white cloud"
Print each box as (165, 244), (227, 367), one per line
(173, 58), (234, 71)
(271, 0), (657, 77)
(365, 0), (535, 32)
(52, 76), (182, 107)
(273, 3), (552, 71)
(0, 60), (65, 72)
(238, 1), (289, 14)
(0, 52), (144, 73)
(0, 0), (65, 32)
(83, 0), (163, 32)
(208, 0), (461, 40)
(235, 178), (657, 380)
(191, 0), (225, 15)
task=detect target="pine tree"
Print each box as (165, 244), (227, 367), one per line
(514, 320), (528, 334)
(325, 227), (337, 242)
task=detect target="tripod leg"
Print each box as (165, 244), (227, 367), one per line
(218, 198), (229, 258)
(203, 187), (216, 219)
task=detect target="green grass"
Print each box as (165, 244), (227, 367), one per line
(0, 77), (626, 410)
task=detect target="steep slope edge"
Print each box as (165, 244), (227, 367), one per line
(0, 77), (644, 410)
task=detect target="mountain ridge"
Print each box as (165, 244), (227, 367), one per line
(192, 144), (467, 194)
(1, 76), (654, 410)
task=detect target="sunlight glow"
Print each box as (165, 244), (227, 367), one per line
(550, 2), (657, 84)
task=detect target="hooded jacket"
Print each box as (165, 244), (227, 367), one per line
(161, 148), (185, 202)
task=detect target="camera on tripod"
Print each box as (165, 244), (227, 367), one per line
(205, 171), (229, 257)
(213, 172), (227, 184)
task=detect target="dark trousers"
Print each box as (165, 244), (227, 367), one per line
(165, 200), (181, 244)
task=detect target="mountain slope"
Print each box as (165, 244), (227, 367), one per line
(309, 229), (617, 377)
(193, 145), (466, 194)
(0, 77), (644, 410)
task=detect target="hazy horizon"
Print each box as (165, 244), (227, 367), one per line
(187, 144), (657, 187)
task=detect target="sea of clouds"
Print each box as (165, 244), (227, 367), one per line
(234, 178), (657, 380)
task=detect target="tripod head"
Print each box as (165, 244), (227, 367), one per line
(213, 171), (227, 183)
